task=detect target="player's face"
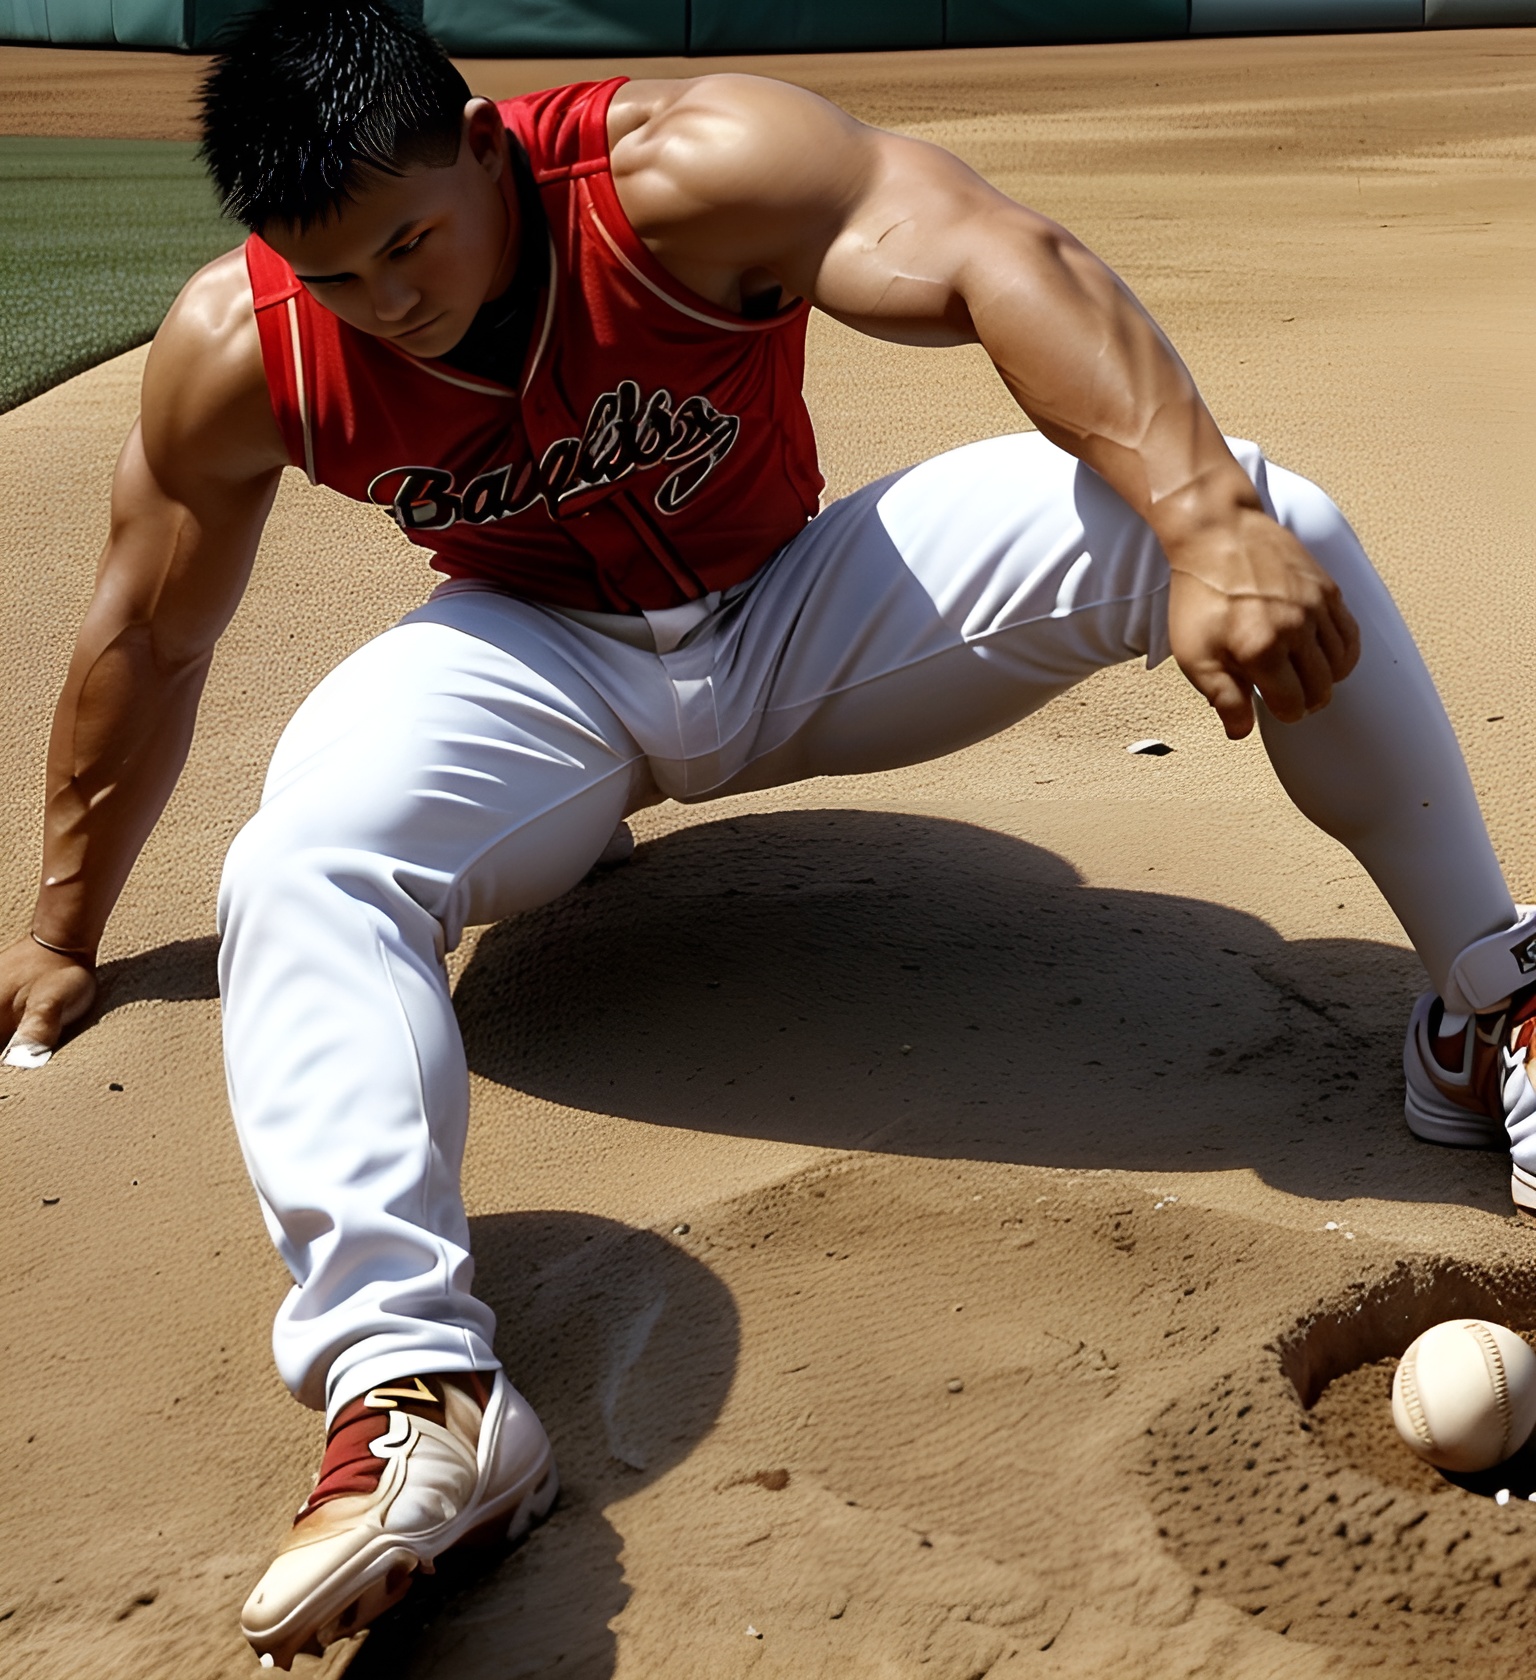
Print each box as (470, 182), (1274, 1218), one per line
(261, 99), (517, 361)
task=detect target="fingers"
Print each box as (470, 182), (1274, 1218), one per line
(1168, 542), (1361, 738)
(1313, 602), (1348, 680)
(1328, 589), (1362, 678)
(1258, 586), (1363, 720)
(3, 1039), (54, 1069)
(1278, 633), (1337, 718)
(3, 987), (64, 1067)
(1193, 614), (1340, 735)
(1250, 649), (1309, 725)
(1188, 660), (1255, 740)
(1, 963), (97, 1069)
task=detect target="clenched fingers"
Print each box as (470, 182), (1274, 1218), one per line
(1248, 645), (1309, 726)
(1325, 588), (1361, 680)
(1180, 651), (1256, 739)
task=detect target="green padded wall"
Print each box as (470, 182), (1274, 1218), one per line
(689, 0), (943, 52)
(0, 0), (49, 41)
(422, 0), (685, 53)
(1426, 0), (1536, 17)
(0, 1), (252, 48)
(1191, 0), (1421, 25)
(108, 0), (184, 45)
(44, 0), (112, 40)
(6, 0), (1535, 53)
(948, 0), (1187, 42)
(187, 0), (269, 47)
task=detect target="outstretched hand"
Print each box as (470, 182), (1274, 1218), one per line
(0, 936), (97, 1068)
(1166, 508), (1361, 740)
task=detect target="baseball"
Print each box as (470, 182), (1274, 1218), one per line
(1391, 1319), (1536, 1472)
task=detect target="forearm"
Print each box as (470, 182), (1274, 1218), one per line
(6, 257), (280, 993)
(960, 223), (1259, 560)
(32, 619), (211, 955)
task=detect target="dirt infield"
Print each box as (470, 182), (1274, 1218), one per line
(3, 28), (1536, 1680)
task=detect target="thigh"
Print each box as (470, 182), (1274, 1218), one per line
(256, 591), (647, 940)
(711, 431), (1173, 793)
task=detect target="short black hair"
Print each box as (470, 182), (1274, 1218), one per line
(199, 0), (472, 230)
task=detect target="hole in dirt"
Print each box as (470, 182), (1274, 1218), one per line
(1148, 1256), (1536, 1675)
(1280, 1255), (1536, 1498)
(1312, 1355), (1536, 1501)
(1275, 1255), (1536, 1410)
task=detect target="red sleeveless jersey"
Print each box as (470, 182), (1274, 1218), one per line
(245, 78), (824, 613)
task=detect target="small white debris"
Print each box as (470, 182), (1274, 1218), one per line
(1344, 1232), (1356, 1240)
(672, 1223), (690, 1236)
(746, 1624), (763, 1639)
(259, 1658), (275, 1671)
(1496, 1488), (1511, 1506)
(1324, 1221), (1340, 1231)
(947, 1379), (965, 1393)
(1526, 1492), (1536, 1503)
(1127, 738), (1174, 756)
(901, 1044), (912, 1055)
(1153, 1201), (1165, 1210)
(1165, 1195), (1178, 1203)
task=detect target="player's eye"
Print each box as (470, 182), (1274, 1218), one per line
(392, 232), (427, 259)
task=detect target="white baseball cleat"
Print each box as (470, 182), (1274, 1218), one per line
(1403, 981), (1536, 1214)
(241, 1370), (557, 1670)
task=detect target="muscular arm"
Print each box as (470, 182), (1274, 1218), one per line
(610, 75), (1359, 739)
(2, 252), (285, 1060)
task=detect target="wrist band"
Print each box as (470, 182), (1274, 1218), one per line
(30, 931), (95, 960)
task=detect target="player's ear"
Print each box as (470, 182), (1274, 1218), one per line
(463, 98), (505, 181)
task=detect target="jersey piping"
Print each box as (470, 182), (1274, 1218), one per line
(243, 77), (824, 614)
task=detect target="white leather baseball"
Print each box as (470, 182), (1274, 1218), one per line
(1392, 1319), (1536, 1472)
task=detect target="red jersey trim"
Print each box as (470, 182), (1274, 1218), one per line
(522, 237), (560, 395)
(522, 76), (810, 340)
(374, 335), (520, 398)
(582, 198), (804, 336)
(580, 180), (807, 336)
(239, 77), (824, 614)
(245, 238), (316, 482)
(282, 297), (318, 484)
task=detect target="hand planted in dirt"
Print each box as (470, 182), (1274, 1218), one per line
(0, 936), (97, 1068)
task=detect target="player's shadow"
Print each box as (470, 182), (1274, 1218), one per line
(342, 1208), (738, 1678)
(454, 807), (1497, 1209)
(85, 934), (221, 1019)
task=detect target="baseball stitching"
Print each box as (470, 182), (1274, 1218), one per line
(1397, 1348), (1434, 1449)
(1465, 1320), (1513, 1456)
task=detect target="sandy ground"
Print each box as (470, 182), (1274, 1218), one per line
(4, 27), (1536, 1680)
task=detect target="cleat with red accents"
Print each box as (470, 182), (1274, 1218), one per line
(1403, 980), (1536, 1214)
(241, 1370), (557, 1669)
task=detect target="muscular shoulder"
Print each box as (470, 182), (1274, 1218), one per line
(607, 75), (872, 249)
(140, 248), (287, 494)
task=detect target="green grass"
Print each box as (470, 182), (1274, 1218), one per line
(0, 137), (242, 414)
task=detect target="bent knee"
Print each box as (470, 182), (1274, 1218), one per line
(218, 808), (299, 934)
(217, 799), (431, 934)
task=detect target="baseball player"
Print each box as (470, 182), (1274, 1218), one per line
(2, 0), (1531, 1664)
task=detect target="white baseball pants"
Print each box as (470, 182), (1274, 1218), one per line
(217, 432), (1523, 1416)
